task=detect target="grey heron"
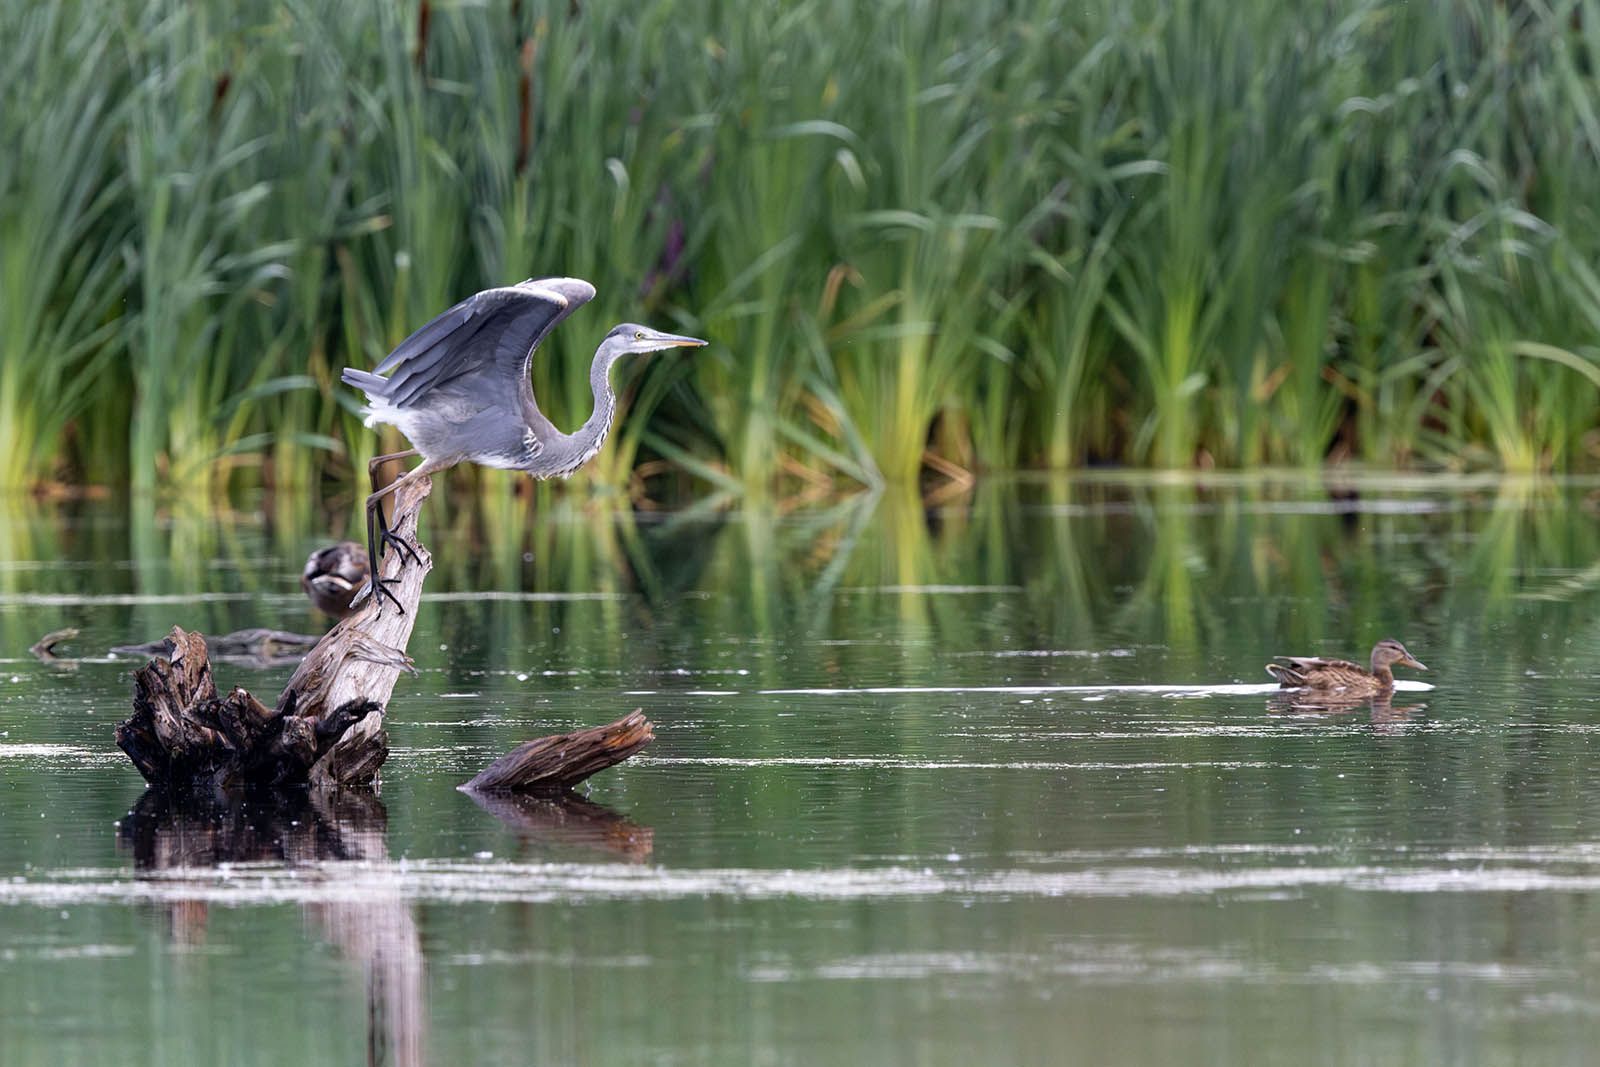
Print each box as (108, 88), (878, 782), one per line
(341, 277), (705, 611)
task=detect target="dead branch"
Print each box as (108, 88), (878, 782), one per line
(461, 710), (654, 794)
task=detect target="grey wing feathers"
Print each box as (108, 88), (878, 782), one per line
(342, 368), (387, 392)
(344, 277), (596, 406)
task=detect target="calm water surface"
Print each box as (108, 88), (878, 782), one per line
(3, 475), (1600, 1065)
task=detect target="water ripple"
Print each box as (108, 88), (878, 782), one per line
(8, 851), (1600, 908)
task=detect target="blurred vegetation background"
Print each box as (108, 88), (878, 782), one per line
(5, 0), (1600, 510)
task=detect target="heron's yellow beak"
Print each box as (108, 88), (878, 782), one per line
(657, 333), (707, 348)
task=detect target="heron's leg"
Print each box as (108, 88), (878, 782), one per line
(360, 458), (453, 616)
(376, 507), (424, 567)
(367, 449), (424, 566)
(368, 448), (419, 492)
(361, 488), (406, 615)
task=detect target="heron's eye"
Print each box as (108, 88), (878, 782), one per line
(634, 330), (646, 340)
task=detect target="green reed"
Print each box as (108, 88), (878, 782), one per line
(686, 3), (852, 495)
(2, 0), (1600, 510)
(0, 8), (126, 487)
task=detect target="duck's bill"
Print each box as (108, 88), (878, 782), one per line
(1402, 656), (1428, 671)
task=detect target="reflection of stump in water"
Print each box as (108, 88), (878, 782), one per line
(118, 786), (388, 870)
(118, 788), (425, 1067)
(466, 790), (654, 862)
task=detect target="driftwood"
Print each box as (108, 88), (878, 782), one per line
(462, 710), (654, 793)
(114, 473), (653, 796)
(112, 628), (323, 667)
(31, 626), (320, 670)
(29, 626), (78, 661)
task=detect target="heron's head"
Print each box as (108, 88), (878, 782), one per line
(1371, 638), (1426, 673)
(602, 323), (708, 358)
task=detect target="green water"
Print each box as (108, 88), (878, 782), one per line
(3, 475), (1600, 1065)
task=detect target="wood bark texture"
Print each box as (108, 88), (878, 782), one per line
(462, 710), (654, 794)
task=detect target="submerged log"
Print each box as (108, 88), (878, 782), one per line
(112, 628), (323, 667)
(462, 710), (654, 794)
(114, 474), (653, 796)
(29, 626), (78, 662)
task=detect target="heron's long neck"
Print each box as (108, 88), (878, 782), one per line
(569, 350), (620, 460)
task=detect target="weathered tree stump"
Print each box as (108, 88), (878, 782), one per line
(114, 474), (653, 795)
(115, 476), (431, 790)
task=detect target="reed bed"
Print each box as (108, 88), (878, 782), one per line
(2, 0), (1599, 504)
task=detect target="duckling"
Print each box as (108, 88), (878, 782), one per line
(301, 541), (370, 619)
(1265, 637), (1427, 695)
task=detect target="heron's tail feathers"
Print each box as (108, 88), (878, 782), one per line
(341, 368), (398, 429)
(341, 367), (388, 395)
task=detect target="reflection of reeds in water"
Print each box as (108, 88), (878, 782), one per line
(1118, 486), (1204, 654)
(11, 475), (1600, 699)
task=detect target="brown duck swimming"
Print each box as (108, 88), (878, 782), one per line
(1264, 638), (1427, 695)
(301, 541), (371, 619)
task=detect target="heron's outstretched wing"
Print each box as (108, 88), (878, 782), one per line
(367, 277), (596, 410)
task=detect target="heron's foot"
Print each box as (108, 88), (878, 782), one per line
(378, 527), (422, 567)
(372, 576), (406, 615)
(350, 575), (405, 615)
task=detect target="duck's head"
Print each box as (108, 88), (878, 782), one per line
(1371, 638), (1427, 674)
(302, 541), (370, 619)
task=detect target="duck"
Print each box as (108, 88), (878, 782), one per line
(1264, 637), (1427, 695)
(300, 541), (371, 619)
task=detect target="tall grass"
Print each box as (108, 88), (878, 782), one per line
(0, 9), (126, 487)
(687, 3), (855, 494)
(2, 0), (1600, 510)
